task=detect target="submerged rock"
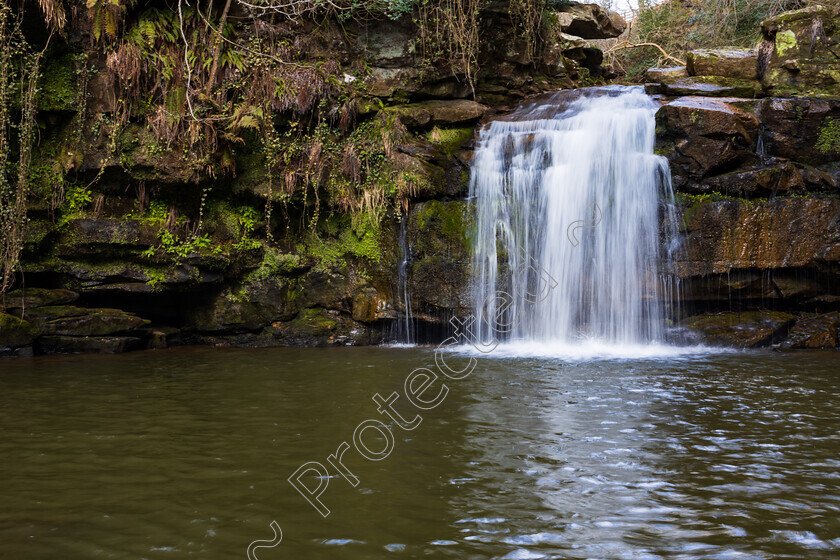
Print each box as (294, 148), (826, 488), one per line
(780, 312), (840, 349)
(682, 311), (796, 347)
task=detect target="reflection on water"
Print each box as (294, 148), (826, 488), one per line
(1, 347), (839, 559)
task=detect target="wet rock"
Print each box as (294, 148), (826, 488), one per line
(352, 289), (387, 323)
(681, 311), (796, 347)
(780, 312), (839, 349)
(756, 97), (840, 166)
(1, 288), (78, 311)
(656, 97), (759, 183)
(0, 313), (39, 352)
(139, 326), (181, 349)
(554, 2), (626, 39)
(676, 198), (840, 277)
(268, 307), (369, 347)
(55, 218), (160, 255)
(187, 296), (266, 334)
(701, 161), (836, 197)
(687, 48), (758, 80)
(661, 77), (764, 98)
(645, 66), (688, 82)
(408, 200), (472, 317)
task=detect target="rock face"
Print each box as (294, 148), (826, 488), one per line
(677, 198), (840, 278)
(656, 96), (840, 194)
(652, 5), (840, 348)
(3, 0), (630, 356)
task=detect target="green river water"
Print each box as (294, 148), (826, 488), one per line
(1, 347), (839, 559)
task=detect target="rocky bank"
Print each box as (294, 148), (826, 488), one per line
(2, 1), (840, 355)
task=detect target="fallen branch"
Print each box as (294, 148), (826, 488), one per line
(606, 41), (686, 66)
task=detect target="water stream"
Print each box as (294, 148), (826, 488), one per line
(391, 218), (415, 344)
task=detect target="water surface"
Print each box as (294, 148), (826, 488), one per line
(1, 347), (839, 559)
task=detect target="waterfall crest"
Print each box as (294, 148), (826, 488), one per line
(470, 86), (679, 347)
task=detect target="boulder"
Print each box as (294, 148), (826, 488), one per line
(387, 100), (489, 129)
(780, 312), (840, 349)
(682, 311), (796, 347)
(0, 313), (39, 352)
(21, 306), (150, 336)
(760, 5), (840, 98)
(687, 48), (758, 80)
(554, 2), (626, 39)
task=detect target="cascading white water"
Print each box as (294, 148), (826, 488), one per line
(470, 86), (679, 347)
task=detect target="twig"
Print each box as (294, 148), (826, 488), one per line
(606, 41), (686, 66)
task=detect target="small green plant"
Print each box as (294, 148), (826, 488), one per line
(64, 185), (93, 216)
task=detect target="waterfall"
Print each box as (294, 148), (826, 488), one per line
(470, 86), (679, 347)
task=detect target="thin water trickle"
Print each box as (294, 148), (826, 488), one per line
(391, 218), (415, 344)
(470, 86), (680, 346)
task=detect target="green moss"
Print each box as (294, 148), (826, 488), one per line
(247, 246), (303, 282)
(37, 53), (80, 112)
(415, 199), (468, 240)
(816, 117), (840, 155)
(300, 216), (382, 272)
(425, 126), (473, 157)
(775, 29), (797, 56)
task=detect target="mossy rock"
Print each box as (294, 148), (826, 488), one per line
(0, 313), (40, 351)
(22, 306), (150, 337)
(686, 48), (758, 80)
(1, 288), (79, 311)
